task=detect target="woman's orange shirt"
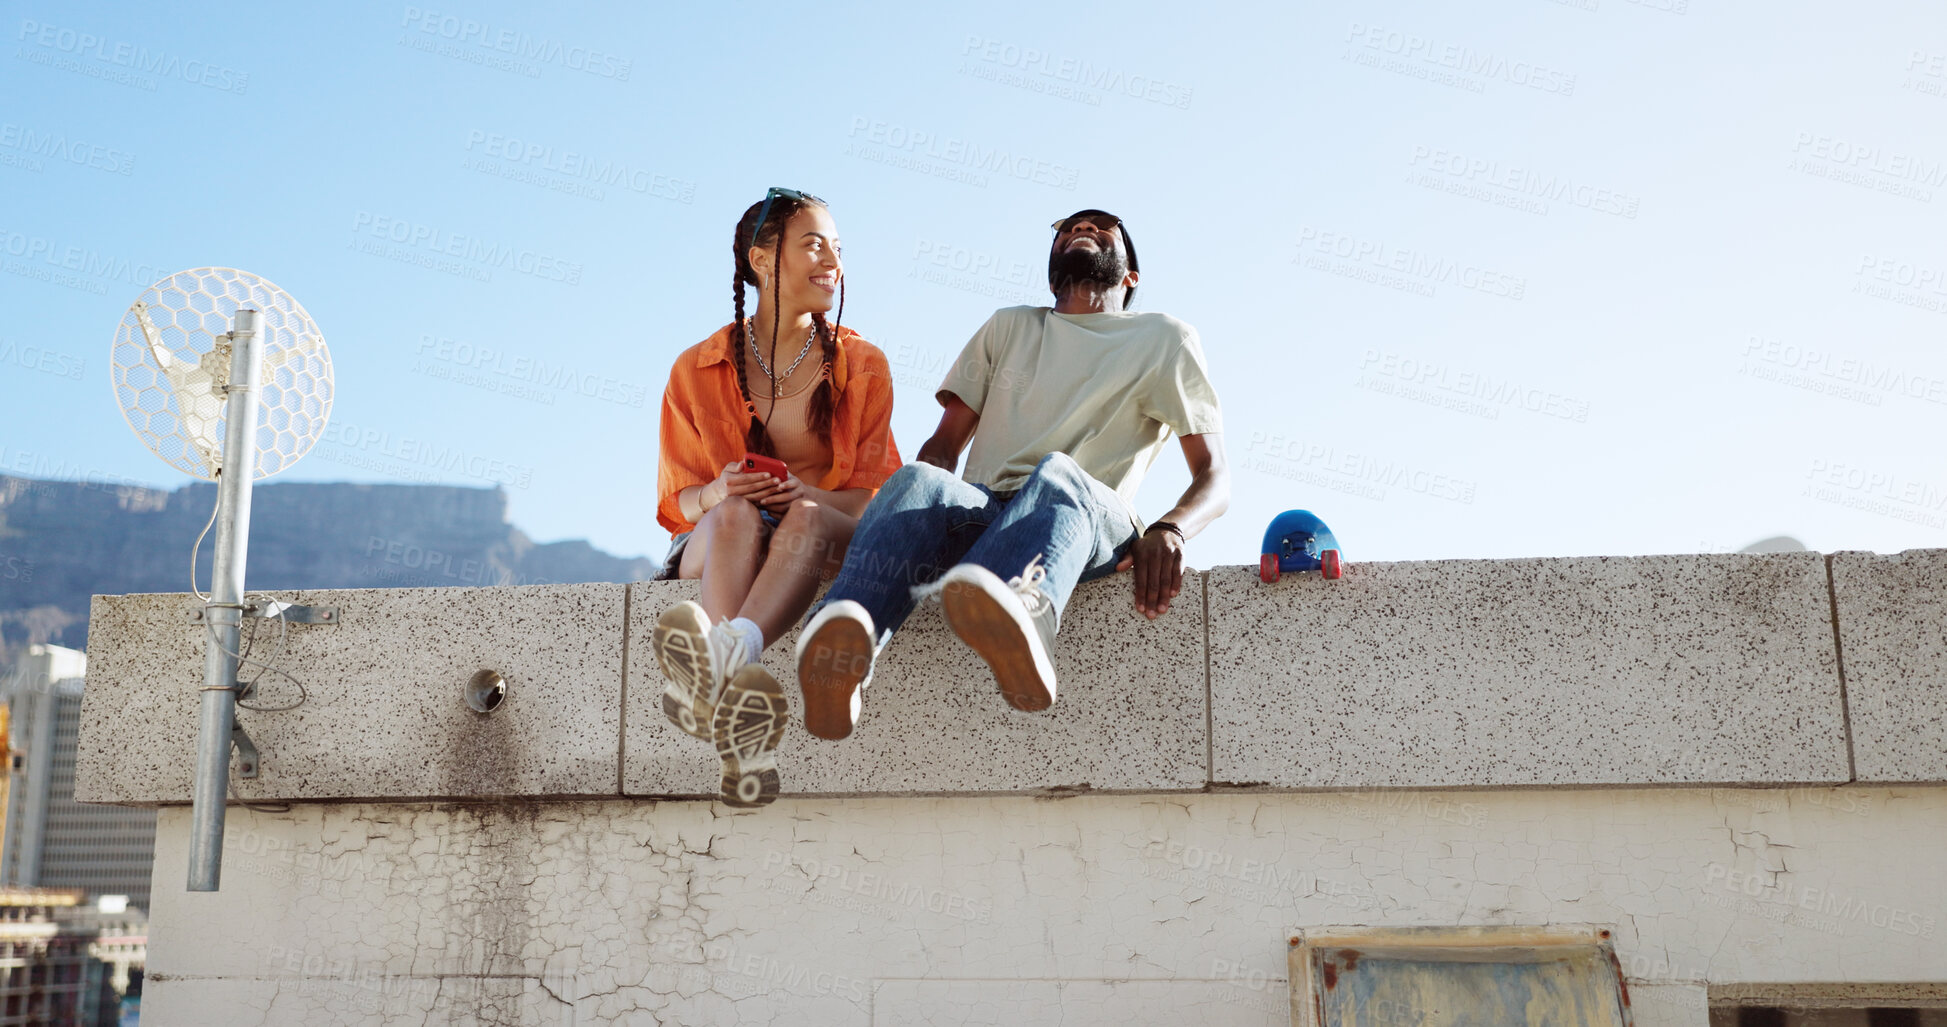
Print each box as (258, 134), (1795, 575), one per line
(657, 323), (902, 535)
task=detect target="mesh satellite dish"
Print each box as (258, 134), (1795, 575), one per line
(111, 267), (333, 480)
(109, 267), (337, 894)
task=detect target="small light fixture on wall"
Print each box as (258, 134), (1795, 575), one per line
(465, 670), (507, 714)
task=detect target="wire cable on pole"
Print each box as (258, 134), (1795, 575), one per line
(207, 603), (309, 713)
(189, 473), (221, 603)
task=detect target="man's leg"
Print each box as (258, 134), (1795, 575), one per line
(938, 452), (1137, 711)
(798, 462), (996, 739)
(961, 452), (1134, 626)
(813, 462), (995, 644)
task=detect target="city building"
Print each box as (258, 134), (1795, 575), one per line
(3, 647), (157, 911)
(0, 887), (145, 1026)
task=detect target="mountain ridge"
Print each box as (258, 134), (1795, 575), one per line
(0, 475), (660, 661)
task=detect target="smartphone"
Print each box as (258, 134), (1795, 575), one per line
(742, 453), (789, 480)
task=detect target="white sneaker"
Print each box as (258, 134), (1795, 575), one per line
(655, 601), (720, 740)
(795, 601), (876, 740)
(712, 664), (787, 808)
(938, 559), (1058, 712)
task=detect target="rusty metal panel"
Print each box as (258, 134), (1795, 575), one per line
(1290, 927), (1633, 1027)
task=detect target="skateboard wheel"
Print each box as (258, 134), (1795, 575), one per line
(1259, 553), (1280, 583)
(1321, 549), (1343, 580)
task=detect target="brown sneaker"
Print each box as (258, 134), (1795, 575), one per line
(711, 664), (787, 808)
(794, 600), (876, 740)
(938, 560), (1058, 712)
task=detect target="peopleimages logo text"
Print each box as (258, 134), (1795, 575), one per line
(0, 123), (135, 175)
(961, 35), (1193, 109)
(1742, 336), (1947, 406)
(1297, 226), (1528, 300)
(414, 334), (648, 408)
(1408, 146), (1637, 218)
(1704, 864), (1935, 938)
(0, 339), (86, 381)
(0, 227), (167, 291)
(1792, 133), (1947, 187)
(399, 8), (631, 79)
(349, 212), (583, 285)
(320, 420), (533, 489)
(463, 130), (693, 201)
(16, 19), (249, 92)
(846, 118), (1079, 190)
(1358, 350), (1588, 421)
(1346, 22), (1575, 95)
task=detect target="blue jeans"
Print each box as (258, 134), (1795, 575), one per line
(810, 453), (1138, 646)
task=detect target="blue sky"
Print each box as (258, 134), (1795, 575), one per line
(3, 0), (1944, 567)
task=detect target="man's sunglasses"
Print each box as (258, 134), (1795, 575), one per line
(1050, 212), (1122, 236)
(752, 187), (827, 242)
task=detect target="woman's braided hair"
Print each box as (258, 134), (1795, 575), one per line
(731, 195), (845, 457)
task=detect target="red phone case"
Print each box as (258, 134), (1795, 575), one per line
(742, 453), (789, 479)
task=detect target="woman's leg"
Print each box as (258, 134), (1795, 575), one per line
(676, 496), (772, 623)
(737, 499), (854, 646)
(666, 497), (793, 810)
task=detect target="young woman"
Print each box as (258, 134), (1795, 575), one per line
(653, 189), (900, 808)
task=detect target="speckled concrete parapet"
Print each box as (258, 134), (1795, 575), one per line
(1206, 553), (1850, 789)
(1832, 549), (1947, 783)
(78, 550), (1889, 806)
(622, 573), (1210, 797)
(74, 584), (626, 804)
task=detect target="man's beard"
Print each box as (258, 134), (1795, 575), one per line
(1048, 245), (1126, 294)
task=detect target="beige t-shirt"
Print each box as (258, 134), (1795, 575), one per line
(937, 306), (1223, 524)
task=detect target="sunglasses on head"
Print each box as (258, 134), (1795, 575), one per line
(1050, 212), (1122, 236)
(752, 187), (827, 243)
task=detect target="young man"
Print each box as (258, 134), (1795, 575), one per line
(793, 209), (1228, 739)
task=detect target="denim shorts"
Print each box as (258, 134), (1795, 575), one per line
(655, 508), (783, 580)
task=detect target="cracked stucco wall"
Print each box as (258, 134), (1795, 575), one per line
(141, 785), (1942, 1026)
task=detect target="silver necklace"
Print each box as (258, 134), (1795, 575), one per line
(748, 319), (818, 397)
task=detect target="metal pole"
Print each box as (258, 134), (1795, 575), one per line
(187, 308), (262, 892)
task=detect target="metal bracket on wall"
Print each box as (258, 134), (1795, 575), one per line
(231, 723), (259, 779)
(185, 601), (341, 625)
(183, 600), (337, 785)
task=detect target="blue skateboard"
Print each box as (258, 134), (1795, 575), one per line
(1259, 509), (1344, 582)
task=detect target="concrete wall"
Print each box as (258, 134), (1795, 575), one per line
(141, 787), (1942, 1025)
(72, 550), (1947, 1025)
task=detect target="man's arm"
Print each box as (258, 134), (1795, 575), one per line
(916, 394), (980, 472)
(1117, 432), (1229, 618)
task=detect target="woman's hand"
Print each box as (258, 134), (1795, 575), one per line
(758, 472), (807, 512)
(704, 461), (784, 512)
